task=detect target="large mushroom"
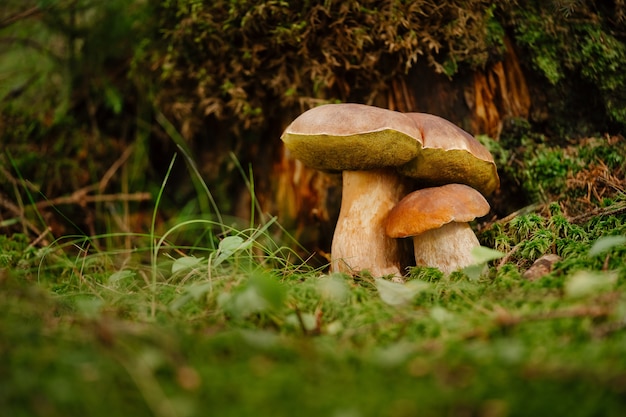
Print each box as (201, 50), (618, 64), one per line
(281, 104), (500, 278)
(399, 113), (499, 196)
(385, 183), (491, 274)
(281, 103), (423, 277)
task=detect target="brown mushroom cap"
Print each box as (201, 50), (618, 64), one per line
(281, 103), (423, 171)
(398, 113), (500, 196)
(281, 106), (499, 195)
(385, 183), (490, 238)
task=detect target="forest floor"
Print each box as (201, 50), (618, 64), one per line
(2, 135), (626, 417)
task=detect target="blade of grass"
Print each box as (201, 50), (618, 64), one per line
(229, 151), (266, 228)
(155, 111), (224, 231)
(151, 154), (177, 319)
(4, 150), (56, 242)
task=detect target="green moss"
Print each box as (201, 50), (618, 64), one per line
(2, 192), (626, 416)
(147, 0), (510, 131)
(502, 1), (626, 129)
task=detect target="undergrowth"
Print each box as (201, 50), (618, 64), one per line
(2, 141), (626, 416)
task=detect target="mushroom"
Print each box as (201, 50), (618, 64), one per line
(281, 104), (500, 278)
(385, 183), (491, 275)
(399, 113), (499, 196)
(281, 103), (423, 277)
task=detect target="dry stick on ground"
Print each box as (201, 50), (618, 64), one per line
(494, 304), (613, 328)
(460, 302), (617, 341)
(0, 6), (43, 30)
(34, 189), (151, 209)
(497, 244), (521, 269)
(35, 145), (149, 209)
(492, 203), (545, 226)
(25, 227), (52, 252)
(0, 164), (39, 192)
(100, 145), (140, 250)
(98, 144), (135, 194)
(569, 201), (626, 225)
(0, 191), (46, 240)
(1, 146), (150, 247)
(33, 188), (150, 252)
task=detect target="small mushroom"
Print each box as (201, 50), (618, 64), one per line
(281, 103), (423, 277)
(385, 184), (491, 274)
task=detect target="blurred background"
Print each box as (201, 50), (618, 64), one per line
(1, 0), (625, 264)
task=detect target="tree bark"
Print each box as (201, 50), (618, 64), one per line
(262, 37), (531, 261)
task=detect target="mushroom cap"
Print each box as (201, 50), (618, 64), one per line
(281, 103), (423, 171)
(385, 183), (490, 238)
(398, 113), (500, 196)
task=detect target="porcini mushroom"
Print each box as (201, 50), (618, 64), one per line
(400, 113), (499, 196)
(281, 103), (423, 277)
(385, 183), (490, 274)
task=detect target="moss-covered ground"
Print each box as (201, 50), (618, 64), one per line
(2, 147), (625, 416)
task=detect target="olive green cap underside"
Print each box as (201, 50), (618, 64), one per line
(281, 130), (421, 171)
(282, 131), (500, 195)
(398, 149), (500, 196)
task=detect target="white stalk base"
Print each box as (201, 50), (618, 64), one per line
(331, 168), (410, 277)
(412, 222), (481, 275)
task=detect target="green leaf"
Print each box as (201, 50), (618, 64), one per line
(104, 84), (123, 114)
(430, 306), (455, 324)
(375, 278), (428, 306)
(317, 273), (350, 302)
(239, 329), (280, 349)
(172, 256), (205, 274)
(371, 342), (415, 368)
(285, 313), (317, 332)
(169, 281), (212, 312)
(564, 270), (617, 298)
(462, 264), (488, 281)
(213, 235), (252, 267)
(223, 272), (285, 318)
(471, 246), (506, 263)
(108, 270), (135, 284)
(249, 273), (285, 309)
(588, 236), (626, 257)
(463, 246), (505, 280)
(75, 296), (104, 319)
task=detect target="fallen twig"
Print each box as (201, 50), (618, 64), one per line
(0, 6), (42, 30)
(569, 201), (626, 224)
(26, 227), (53, 251)
(0, 190), (46, 240)
(34, 191), (151, 209)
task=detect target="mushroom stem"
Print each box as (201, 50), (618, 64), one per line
(331, 168), (410, 277)
(411, 222), (481, 275)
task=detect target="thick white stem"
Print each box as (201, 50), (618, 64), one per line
(412, 222), (481, 275)
(331, 168), (410, 277)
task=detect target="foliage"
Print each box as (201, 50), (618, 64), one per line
(3, 0), (626, 247)
(481, 202), (626, 268)
(0, 0), (156, 238)
(2, 192), (626, 416)
(144, 0), (626, 136)
(501, 0), (626, 129)
(0, 0), (152, 122)
(149, 0), (508, 134)
(482, 132), (626, 213)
